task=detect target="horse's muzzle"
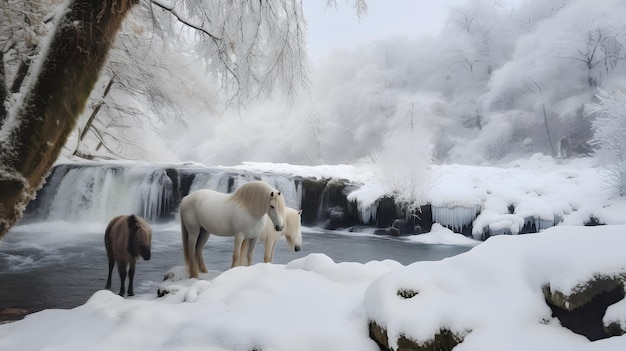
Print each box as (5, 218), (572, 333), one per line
(141, 247), (151, 261)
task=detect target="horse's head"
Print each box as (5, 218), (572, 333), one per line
(285, 209), (303, 252)
(127, 215), (152, 261)
(134, 217), (152, 261)
(138, 226), (152, 261)
(267, 190), (286, 232)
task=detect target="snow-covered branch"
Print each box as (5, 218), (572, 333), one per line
(148, 0), (220, 41)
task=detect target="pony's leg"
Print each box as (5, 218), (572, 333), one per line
(127, 260), (136, 296)
(117, 260), (128, 296)
(195, 228), (210, 273)
(231, 234), (244, 268)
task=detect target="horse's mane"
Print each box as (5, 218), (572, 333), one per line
(229, 181), (285, 218)
(127, 215), (151, 256)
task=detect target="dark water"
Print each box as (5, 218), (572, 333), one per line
(0, 222), (472, 322)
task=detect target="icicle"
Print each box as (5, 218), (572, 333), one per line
(431, 205), (480, 232)
(359, 203), (375, 225)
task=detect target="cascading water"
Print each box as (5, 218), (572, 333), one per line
(26, 163), (309, 225)
(31, 164), (177, 223)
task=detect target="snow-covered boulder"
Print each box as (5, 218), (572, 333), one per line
(365, 225), (626, 351)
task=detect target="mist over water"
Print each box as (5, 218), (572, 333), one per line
(0, 222), (471, 321)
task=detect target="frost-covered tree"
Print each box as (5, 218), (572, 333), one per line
(589, 89), (626, 196)
(477, 0), (626, 160)
(0, 0), (362, 239)
(68, 9), (218, 161)
(0, 0), (136, 239)
(0, 0), (56, 123)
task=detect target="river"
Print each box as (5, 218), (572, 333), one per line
(0, 221), (472, 323)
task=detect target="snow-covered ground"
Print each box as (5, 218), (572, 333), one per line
(1, 154), (626, 350)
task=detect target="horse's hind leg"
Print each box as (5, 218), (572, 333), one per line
(182, 220), (201, 278)
(105, 248), (115, 289)
(117, 260), (128, 296)
(127, 260), (136, 296)
(195, 228), (210, 273)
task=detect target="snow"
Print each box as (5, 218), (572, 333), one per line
(2, 225), (626, 350)
(404, 223), (479, 246)
(2, 155), (626, 350)
(229, 154), (626, 237)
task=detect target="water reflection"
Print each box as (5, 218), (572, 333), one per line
(0, 223), (472, 322)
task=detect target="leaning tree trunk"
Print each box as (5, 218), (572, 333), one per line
(0, 0), (137, 239)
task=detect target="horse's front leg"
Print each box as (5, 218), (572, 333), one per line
(127, 260), (136, 296)
(246, 237), (258, 266)
(240, 239), (250, 265)
(231, 234), (245, 268)
(117, 260), (128, 296)
(265, 238), (277, 263)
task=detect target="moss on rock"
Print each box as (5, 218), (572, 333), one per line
(369, 321), (465, 351)
(543, 273), (626, 341)
(543, 274), (624, 311)
(397, 288), (418, 299)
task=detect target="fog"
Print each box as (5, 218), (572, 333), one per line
(67, 0), (626, 168)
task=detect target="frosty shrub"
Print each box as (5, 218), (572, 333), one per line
(589, 89), (626, 196)
(370, 127), (434, 209)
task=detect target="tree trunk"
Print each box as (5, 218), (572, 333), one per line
(10, 58), (32, 94)
(543, 104), (556, 156)
(0, 0), (137, 239)
(0, 50), (7, 125)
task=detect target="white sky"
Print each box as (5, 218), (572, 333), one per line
(303, 0), (462, 63)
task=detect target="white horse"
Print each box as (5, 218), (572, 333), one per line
(240, 207), (303, 265)
(179, 180), (286, 278)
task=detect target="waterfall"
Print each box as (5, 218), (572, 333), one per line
(25, 163), (316, 225)
(28, 164), (176, 223)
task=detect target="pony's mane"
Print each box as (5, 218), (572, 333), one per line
(229, 181), (285, 218)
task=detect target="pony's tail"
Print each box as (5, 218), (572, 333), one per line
(127, 214), (139, 257)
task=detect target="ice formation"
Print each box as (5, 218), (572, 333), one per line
(431, 205), (481, 233)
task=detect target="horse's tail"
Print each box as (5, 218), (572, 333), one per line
(181, 213), (190, 270)
(127, 214), (139, 257)
(104, 217), (115, 253)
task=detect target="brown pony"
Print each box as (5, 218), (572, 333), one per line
(104, 214), (152, 296)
